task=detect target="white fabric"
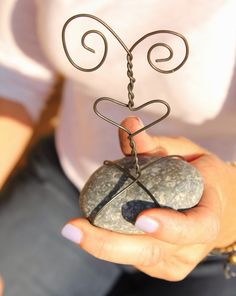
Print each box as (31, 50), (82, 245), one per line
(0, 0), (55, 121)
(1, 0), (236, 189)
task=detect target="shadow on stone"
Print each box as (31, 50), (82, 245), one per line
(121, 200), (156, 224)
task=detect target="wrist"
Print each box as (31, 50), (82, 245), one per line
(215, 161), (236, 248)
(211, 161), (236, 279)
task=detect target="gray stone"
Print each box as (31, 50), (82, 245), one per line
(80, 156), (204, 234)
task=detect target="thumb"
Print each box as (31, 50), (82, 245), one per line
(119, 117), (167, 156)
(119, 117), (206, 157)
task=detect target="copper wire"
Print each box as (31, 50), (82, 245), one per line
(62, 14), (189, 222)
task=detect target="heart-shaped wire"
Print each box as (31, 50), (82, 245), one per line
(93, 96), (170, 137)
(93, 96), (170, 174)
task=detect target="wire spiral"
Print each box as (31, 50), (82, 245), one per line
(62, 13), (189, 222)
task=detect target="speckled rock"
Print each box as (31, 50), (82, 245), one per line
(80, 156), (204, 234)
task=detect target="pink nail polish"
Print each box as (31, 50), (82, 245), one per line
(135, 216), (159, 233)
(61, 224), (83, 244)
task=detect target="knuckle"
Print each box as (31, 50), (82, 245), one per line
(182, 254), (198, 266)
(180, 251), (200, 266)
(137, 243), (161, 267)
(167, 269), (189, 282)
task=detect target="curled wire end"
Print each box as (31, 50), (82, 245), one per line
(130, 30), (189, 74)
(62, 14), (189, 74)
(62, 13), (129, 72)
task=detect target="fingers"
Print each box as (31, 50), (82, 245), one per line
(119, 117), (206, 156)
(61, 219), (206, 280)
(134, 154), (222, 245)
(135, 185), (220, 245)
(61, 218), (170, 267)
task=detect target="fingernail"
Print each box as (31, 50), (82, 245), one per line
(61, 224), (83, 244)
(135, 216), (159, 233)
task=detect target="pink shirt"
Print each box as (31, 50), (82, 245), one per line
(1, 0), (236, 189)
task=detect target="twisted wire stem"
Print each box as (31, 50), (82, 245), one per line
(127, 53), (135, 108)
(126, 52), (141, 175)
(128, 135), (140, 176)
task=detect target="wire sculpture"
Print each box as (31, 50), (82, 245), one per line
(62, 13), (189, 223)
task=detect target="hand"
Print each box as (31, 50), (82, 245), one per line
(61, 117), (236, 281)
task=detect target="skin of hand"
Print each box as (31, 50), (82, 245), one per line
(0, 98), (33, 189)
(61, 117), (236, 281)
